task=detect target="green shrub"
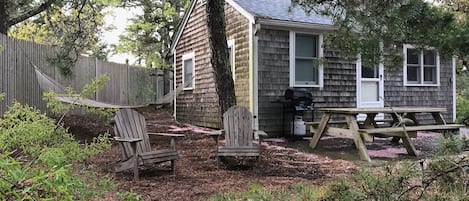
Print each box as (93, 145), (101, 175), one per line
(117, 190), (143, 201)
(0, 102), (112, 200)
(435, 134), (468, 156)
(456, 95), (469, 125)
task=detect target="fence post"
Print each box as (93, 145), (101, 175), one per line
(95, 57), (99, 101)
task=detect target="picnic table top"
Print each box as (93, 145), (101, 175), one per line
(317, 107), (447, 114)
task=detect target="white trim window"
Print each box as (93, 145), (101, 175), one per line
(403, 44), (440, 86)
(289, 31), (324, 87)
(182, 52), (195, 90)
(227, 39), (235, 82)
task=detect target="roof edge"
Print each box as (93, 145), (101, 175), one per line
(170, 0), (256, 54)
(170, 0), (198, 53)
(258, 19), (336, 31)
(225, 0), (255, 24)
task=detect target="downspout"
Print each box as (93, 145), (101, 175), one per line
(248, 21), (254, 113)
(253, 23), (260, 130)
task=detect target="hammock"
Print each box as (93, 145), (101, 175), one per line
(33, 64), (182, 109)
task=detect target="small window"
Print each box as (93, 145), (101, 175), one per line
(227, 39), (235, 82)
(404, 45), (439, 86)
(290, 32), (323, 87)
(182, 52), (195, 90)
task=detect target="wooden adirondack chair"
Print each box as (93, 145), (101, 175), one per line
(110, 108), (184, 180)
(211, 106), (268, 166)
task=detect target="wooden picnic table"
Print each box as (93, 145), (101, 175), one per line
(307, 107), (464, 162)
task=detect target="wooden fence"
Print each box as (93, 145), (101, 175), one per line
(0, 34), (171, 115)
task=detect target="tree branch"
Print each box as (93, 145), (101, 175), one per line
(7, 0), (57, 27)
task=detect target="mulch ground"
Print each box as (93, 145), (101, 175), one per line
(62, 106), (357, 200)
(60, 106), (444, 201)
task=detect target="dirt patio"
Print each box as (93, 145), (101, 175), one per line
(62, 106), (444, 200)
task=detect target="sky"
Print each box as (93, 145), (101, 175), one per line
(102, 7), (140, 64)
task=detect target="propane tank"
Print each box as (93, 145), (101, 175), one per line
(292, 116), (306, 135)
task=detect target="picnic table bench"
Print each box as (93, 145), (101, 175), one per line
(307, 107), (464, 162)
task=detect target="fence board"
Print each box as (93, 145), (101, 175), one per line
(0, 34), (169, 116)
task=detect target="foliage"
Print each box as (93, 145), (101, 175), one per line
(456, 95), (469, 125)
(292, 0), (469, 69)
(0, 93), (4, 101)
(0, 102), (112, 200)
(210, 153), (469, 201)
(116, 189), (143, 201)
(5, 0), (112, 76)
(435, 134), (468, 155)
(115, 0), (189, 68)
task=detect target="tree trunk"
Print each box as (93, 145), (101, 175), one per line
(0, 0), (8, 34)
(206, 0), (236, 117)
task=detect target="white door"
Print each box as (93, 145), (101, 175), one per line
(357, 57), (384, 120)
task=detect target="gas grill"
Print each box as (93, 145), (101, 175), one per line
(280, 88), (314, 135)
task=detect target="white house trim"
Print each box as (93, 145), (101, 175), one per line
(182, 52), (195, 90)
(356, 54), (385, 109)
(227, 39), (236, 82)
(248, 22), (254, 113)
(452, 57), (457, 122)
(170, 0), (197, 53)
(289, 31), (324, 88)
(258, 19), (335, 31)
(225, 0), (255, 23)
(403, 44), (440, 87)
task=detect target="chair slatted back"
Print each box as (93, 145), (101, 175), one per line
(114, 109), (152, 159)
(223, 106), (253, 147)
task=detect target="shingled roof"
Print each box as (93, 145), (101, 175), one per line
(233, 0), (333, 25)
(170, 0), (334, 52)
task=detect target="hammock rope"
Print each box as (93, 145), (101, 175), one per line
(33, 64), (181, 109)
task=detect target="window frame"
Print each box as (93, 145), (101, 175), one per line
(182, 52), (195, 90)
(289, 31), (324, 88)
(227, 39), (235, 82)
(403, 44), (440, 87)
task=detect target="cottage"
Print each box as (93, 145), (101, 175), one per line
(170, 0), (456, 135)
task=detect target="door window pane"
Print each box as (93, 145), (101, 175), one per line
(362, 66), (378, 78)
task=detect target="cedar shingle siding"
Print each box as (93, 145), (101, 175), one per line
(257, 28), (357, 134)
(384, 59), (454, 124)
(174, 0), (250, 128)
(225, 2), (250, 108)
(257, 28), (454, 134)
(175, 0), (221, 128)
(175, 0), (454, 133)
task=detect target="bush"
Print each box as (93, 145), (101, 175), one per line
(435, 134), (469, 156)
(456, 95), (469, 125)
(0, 102), (112, 200)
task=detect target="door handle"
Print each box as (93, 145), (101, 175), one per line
(379, 74), (383, 80)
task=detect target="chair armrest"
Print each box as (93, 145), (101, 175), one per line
(254, 130), (268, 140)
(113, 137), (142, 143)
(147, 132), (185, 137)
(208, 129), (224, 136)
